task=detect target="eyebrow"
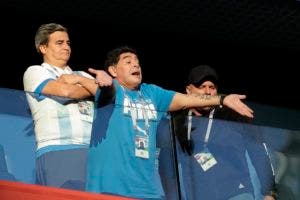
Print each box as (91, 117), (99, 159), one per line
(122, 55), (131, 59)
(56, 39), (70, 43)
(121, 54), (137, 60)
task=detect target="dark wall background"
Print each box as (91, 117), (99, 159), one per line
(1, 0), (300, 110)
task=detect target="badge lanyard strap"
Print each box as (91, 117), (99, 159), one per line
(187, 109), (215, 144)
(42, 63), (72, 78)
(121, 86), (149, 137)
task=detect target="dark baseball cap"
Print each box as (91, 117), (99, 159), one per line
(187, 65), (218, 87)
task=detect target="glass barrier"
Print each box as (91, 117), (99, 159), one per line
(0, 87), (299, 200)
(0, 88), (35, 184)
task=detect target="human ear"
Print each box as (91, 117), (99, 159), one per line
(186, 85), (191, 94)
(108, 66), (117, 78)
(39, 45), (47, 54)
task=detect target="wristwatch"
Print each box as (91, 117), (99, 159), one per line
(219, 94), (226, 108)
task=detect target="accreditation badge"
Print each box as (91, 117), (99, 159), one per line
(194, 147), (217, 171)
(78, 101), (93, 122)
(135, 135), (149, 159)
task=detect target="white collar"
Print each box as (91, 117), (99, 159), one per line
(42, 63), (73, 77)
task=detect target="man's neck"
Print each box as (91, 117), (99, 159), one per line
(119, 82), (140, 91)
(44, 59), (68, 69)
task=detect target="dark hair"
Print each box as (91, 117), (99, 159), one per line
(104, 46), (137, 71)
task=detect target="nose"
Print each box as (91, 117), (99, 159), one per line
(63, 42), (71, 50)
(204, 87), (212, 95)
(133, 63), (140, 68)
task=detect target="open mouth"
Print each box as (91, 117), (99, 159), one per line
(131, 71), (140, 76)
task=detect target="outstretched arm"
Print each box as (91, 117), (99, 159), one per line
(168, 92), (254, 118)
(88, 68), (115, 106)
(88, 68), (113, 87)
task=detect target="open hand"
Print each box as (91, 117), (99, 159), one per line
(223, 94), (254, 118)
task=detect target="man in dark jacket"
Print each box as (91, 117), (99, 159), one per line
(172, 65), (277, 200)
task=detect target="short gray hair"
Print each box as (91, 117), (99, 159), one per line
(34, 23), (68, 54)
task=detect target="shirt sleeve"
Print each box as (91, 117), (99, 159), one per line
(144, 83), (176, 113)
(23, 65), (55, 93)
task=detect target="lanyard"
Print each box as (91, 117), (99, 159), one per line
(187, 109), (215, 144)
(41, 63), (72, 78)
(121, 86), (150, 136)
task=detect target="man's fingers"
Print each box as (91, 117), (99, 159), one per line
(225, 94), (254, 118)
(88, 68), (97, 74)
(241, 104), (254, 118)
(238, 94), (246, 100)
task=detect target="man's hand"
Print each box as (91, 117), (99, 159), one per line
(223, 94), (254, 118)
(57, 74), (82, 85)
(88, 68), (113, 87)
